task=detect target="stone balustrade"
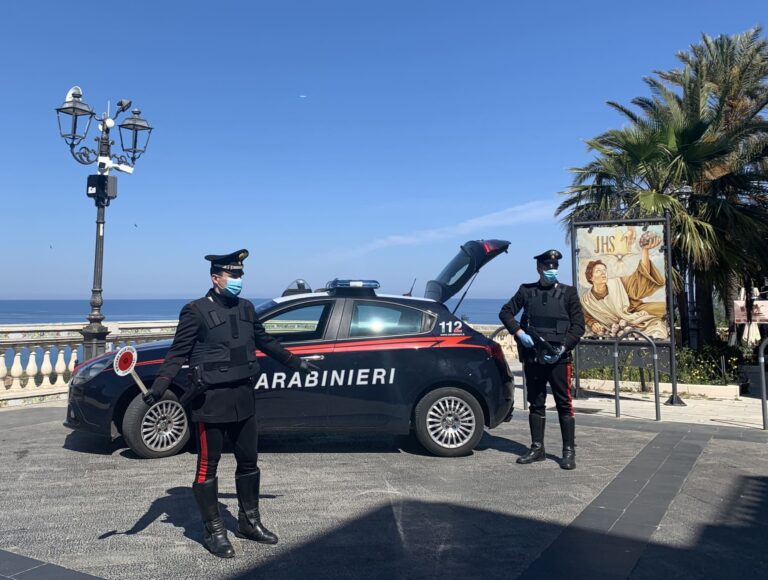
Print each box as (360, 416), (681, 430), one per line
(0, 320), (177, 405)
(470, 324), (518, 361)
(0, 320), (513, 406)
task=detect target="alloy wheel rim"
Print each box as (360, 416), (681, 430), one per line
(426, 396), (476, 449)
(141, 400), (188, 451)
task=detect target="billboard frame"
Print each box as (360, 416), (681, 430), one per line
(570, 212), (681, 403)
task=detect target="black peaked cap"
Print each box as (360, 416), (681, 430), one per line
(205, 249), (249, 274)
(533, 249), (562, 264)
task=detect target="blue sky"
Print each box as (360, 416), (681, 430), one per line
(0, 1), (763, 299)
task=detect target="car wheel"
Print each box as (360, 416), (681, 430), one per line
(122, 390), (190, 459)
(414, 387), (484, 457)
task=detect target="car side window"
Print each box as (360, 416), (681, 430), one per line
(349, 301), (426, 338)
(262, 302), (333, 342)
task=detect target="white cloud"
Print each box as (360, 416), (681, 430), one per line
(339, 199), (558, 257)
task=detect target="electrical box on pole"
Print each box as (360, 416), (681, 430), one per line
(86, 174), (117, 201)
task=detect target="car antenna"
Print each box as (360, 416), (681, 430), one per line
(451, 272), (478, 315)
(403, 278), (417, 297)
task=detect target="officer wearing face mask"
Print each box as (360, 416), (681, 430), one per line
(499, 249), (585, 470)
(144, 249), (318, 558)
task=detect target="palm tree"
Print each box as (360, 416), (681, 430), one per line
(557, 28), (768, 348)
(656, 27), (768, 344)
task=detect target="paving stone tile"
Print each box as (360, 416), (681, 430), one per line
(13, 564), (102, 580)
(0, 551), (42, 577)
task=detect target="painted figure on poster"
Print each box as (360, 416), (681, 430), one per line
(578, 226), (669, 340)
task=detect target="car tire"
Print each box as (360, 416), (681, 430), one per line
(414, 387), (484, 457)
(122, 390), (190, 459)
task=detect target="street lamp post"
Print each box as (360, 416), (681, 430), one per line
(56, 86), (153, 359)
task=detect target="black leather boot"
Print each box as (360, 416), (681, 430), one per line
(235, 470), (278, 545)
(192, 477), (235, 558)
(517, 414), (546, 464)
(559, 414), (576, 470)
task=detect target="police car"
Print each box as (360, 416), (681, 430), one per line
(65, 240), (514, 459)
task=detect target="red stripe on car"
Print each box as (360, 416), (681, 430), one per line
(254, 334), (485, 356)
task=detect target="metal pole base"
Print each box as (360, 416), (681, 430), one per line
(80, 324), (110, 360)
(664, 394), (687, 406)
(572, 386), (589, 399)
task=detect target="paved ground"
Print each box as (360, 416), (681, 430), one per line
(0, 389), (767, 580)
(571, 388), (767, 430)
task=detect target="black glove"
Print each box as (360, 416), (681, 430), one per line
(143, 377), (169, 406)
(541, 346), (565, 365)
(142, 391), (157, 406)
(297, 359), (320, 374)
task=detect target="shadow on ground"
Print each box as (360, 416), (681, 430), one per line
(221, 476), (768, 580)
(475, 431), (533, 457)
(257, 431), (532, 458)
(97, 487), (281, 547)
(63, 427), (537, 461)
(63, 431), (125, 456)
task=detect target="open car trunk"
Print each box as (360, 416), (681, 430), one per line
(424, 239), (510, 303)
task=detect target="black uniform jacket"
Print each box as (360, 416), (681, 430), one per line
(499, 281), (585, 362)
(152, 289), (297, 423)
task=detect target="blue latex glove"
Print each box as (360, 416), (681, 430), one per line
(542, 346), (565, 364)
(517, 331), (535, 348)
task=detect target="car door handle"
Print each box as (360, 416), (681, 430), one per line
(301, 355), (325, 361)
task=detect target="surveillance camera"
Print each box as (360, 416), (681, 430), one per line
(65, 86), (83, 102)
(116, 99), (132, 115)
(114, 163), (134, 174)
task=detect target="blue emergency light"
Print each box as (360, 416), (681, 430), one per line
(327, 279), (380, 290)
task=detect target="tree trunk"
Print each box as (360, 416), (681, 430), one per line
(695, 275), (717, 346)
(724, 274), (741, 346)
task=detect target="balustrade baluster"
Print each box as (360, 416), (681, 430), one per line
(25, 348), (39, 388)
(53, 348), (67, 387)
(39, 347), (54, 388)
(10, 351), (23, 390)
(0, 349), (8, 389)
(68, 347), (78, 372)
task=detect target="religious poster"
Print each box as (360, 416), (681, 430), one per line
(733, 300), (768, 324)
(574, 223), (670, 341)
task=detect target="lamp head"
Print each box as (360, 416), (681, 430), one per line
(56, 86), (94, 148)
(65, 86), (83, 102)
(118, 108), (153, 164)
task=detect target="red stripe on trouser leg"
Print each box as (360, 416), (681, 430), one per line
(567, 362), (574, 416)
(196, 422), (209, 483)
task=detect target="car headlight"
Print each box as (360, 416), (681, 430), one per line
(71, 356), (114, 385)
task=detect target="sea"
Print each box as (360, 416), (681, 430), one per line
(0, 298), (509, 326)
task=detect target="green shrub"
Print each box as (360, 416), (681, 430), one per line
(580, 341), (751, 385)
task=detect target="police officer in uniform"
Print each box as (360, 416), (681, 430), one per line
(143, 249), (317, 557)
(499, 250), (585, 470)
